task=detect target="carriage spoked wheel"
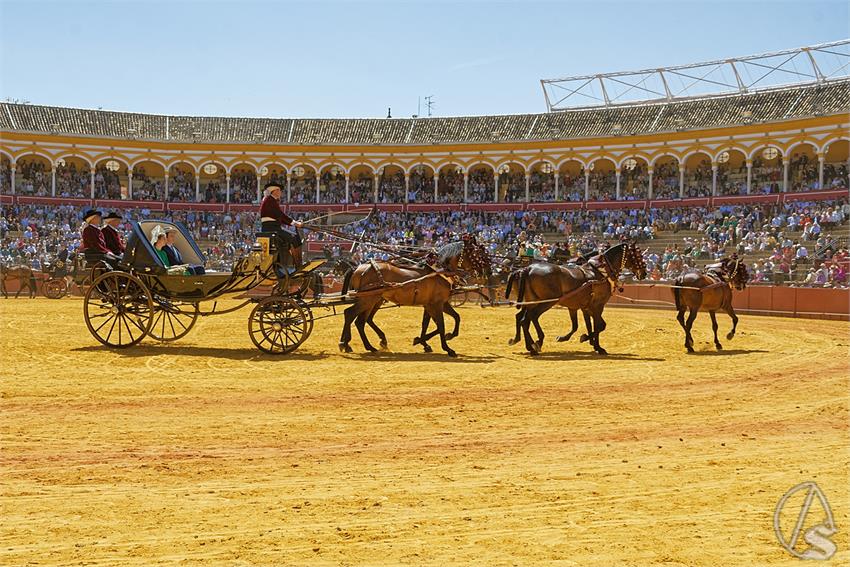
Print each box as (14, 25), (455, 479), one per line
(78, 261), (112, 297)
(248, 296), (312, 354)
(43, 278), (68, 299)
(148, 298), (199, 342)
(450, 291), (468, 307)
(295, 298), (315, 339)
(84, 271), (154, 348)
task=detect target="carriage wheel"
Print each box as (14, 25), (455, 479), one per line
(450, 291), (468, 307)
(295, 298), (315, 340)
(248, 296), (311, 354)
(149, 299), (199, 342)
(84, 272), (153, 348)
(43, 278), (68, 299)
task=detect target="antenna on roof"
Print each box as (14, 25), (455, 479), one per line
(387, 107), (392, 119)
(425, 95), (435, 117)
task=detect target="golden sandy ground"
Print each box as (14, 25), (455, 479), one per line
(1, 298), (848, 566)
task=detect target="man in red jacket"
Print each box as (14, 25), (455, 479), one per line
(260, 183), (304, 269)
(81, 209), (121, 267)
(102, 211), (125, 256)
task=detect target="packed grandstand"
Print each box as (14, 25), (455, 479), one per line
(1, 48), (848, 289)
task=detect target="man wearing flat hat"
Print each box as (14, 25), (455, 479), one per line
(260, 183), (304, 269)
(102, 212), (125, 256)
(80, 209), (121, 266)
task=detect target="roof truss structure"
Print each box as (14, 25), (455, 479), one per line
(541, 39), (850, 111)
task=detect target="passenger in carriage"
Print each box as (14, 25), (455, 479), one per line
(260, 183), (304, 269)
(163, 226), (204, 275)
(102, 211), (125, 256)
(80, 209), (122, 268)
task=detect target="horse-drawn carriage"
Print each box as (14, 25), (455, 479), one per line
(41, 251), (107, 299)
(82, 220), (329, 353)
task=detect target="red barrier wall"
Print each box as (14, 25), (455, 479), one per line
(610, 284), (850, 320)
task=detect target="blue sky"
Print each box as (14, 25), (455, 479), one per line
(1, 0), (847, 118)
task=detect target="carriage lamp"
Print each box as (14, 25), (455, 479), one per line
(292, 166), (306, 177)
(540, 162), (554, 174)
(105, 160), (120, 172)
(623, 158), (637, 171)
(55, 158), (66, 168)
(762, 147), (779, 160)
(717, 151), (730, 164)
(203, 164), (218, 175)
(260, 166), (269, 177)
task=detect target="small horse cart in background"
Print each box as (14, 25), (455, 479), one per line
(83, 220), (333, 354)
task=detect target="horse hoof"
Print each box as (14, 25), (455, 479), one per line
(556, 335), (570, 342)
(446, 333), (456, 341)
(579, 334), (589, 343)
(686, 347), (695, 354)
(536, 340), (543, 350)
(596, 349), (608, 356)
(412, 337), (421, 345)
(726, 332), (735, 340)
(380, 341), (388, 350)
(422, 344), (433, 353)
(446, 350), (457, 358)
(715, 343), (723, 351)
(338, 343), (347, 353)
(507, 338), (518, 346)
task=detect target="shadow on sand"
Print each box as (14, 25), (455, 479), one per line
(72, 345), (328, 361)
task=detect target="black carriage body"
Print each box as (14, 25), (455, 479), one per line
(124, 220), (254, 301)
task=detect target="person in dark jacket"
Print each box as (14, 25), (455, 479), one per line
(260, 183), (304, 268)
(102, 212), (125, 256)
(80, 209), (122, 267)
(163, 227), (204, 275)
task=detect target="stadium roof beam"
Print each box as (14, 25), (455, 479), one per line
(540, 39), (850, 111)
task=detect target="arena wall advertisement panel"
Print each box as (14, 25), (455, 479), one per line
(782, 189), (849, 202)
(610, 284), (850, 320)
(649, 197), (711, 209)
(526, 201), (583, 211)
(712, 194), (782, 206)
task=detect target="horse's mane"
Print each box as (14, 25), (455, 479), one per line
(436, 240), (464, 263)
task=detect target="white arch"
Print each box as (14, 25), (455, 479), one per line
(680, 149), (714, 166)
(0, 148), (16, 163)
(823, 136), (850, 156)
(747, 143), (784, 160)
(785, 140), (819, 157)
(93, 155), (131, 172)
(493, 159), (527, 173)
(712, 147), (748, 162)
(408, 163), (436, 175)
(649, 152), (682, 167)
(433, 160), (467, 174)
(556, 157), (588, 170)
(528, 158), (557, 172)
(129, 157), (169, 172)
(53, 152), (94, 169)
(256, 160), (289, 173)
(166, 159), (200, 174)
(289, 162), (319, 176)
(615, 154), (651, 169)
(227, 160), (259, 175)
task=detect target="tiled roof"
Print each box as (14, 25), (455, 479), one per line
(2, 80), (848, 145)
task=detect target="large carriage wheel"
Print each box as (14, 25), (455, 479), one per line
(84, 271), (153, 348)
(248, 296), (311, 354)
(43, 278), (68, 299)
(149, 298), (199, 342)
(296, 298), (315, 339)
(450, 291), (468, 307)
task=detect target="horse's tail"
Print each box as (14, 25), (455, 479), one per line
(505, 270), (518, 300)
(340, 266), (354, 296)
(673, 277), (682, 311)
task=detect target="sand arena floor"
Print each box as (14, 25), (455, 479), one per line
(1, 297), (848, 566)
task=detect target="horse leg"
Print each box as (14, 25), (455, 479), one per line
(1, 277), (6, 299)
(676, 307), (688, 349)
(428, 304), (456, 357)
(709, 311), (722, 350)
(14, 280), (22, 299)
(684, 308), (699, 354)
(338, 303), (359, 353)
(532, 313), (545, 350)
(29, 276), (37, 298)
(521, 305), (546, 355)
(444, 303), (460, 340)
(354, 310), (378, 353)
(557, 308), (579, 342)
(507, 308), (524, 346)
(591, 310), (608, 355)
(366, 303), (388, 350)
(412, 310), (433, 352)
(725, 305), (739, 341)
(579, 310), (593, 344)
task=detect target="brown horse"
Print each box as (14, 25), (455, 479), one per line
(0, 264), (38, 299)
(505, 242), (647, 355)
(339, 237), (491, 357)
(673, 256), (749, 353)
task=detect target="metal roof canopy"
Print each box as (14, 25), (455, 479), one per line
(541, 39), (850, 111)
